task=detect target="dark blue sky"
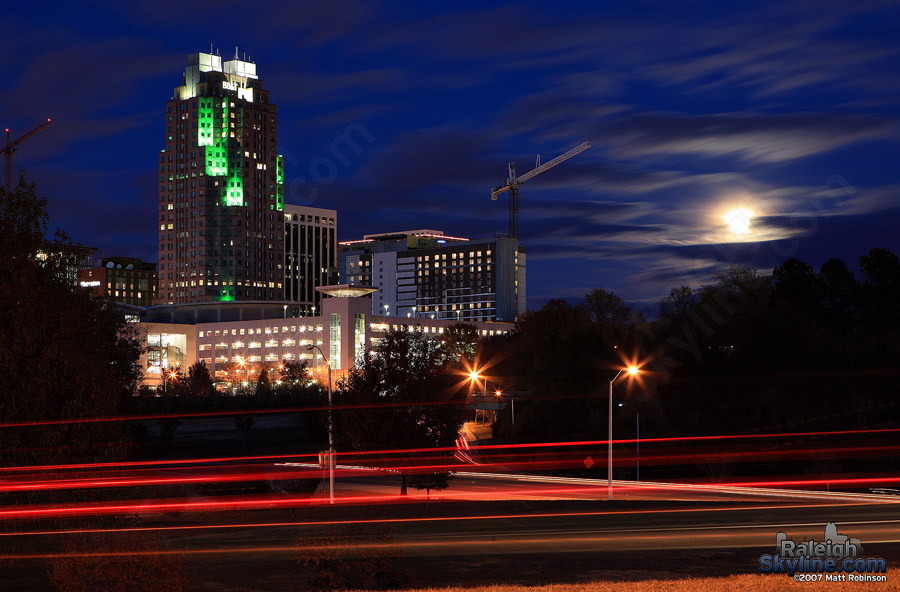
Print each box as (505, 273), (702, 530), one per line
(3, 1), (899, 313)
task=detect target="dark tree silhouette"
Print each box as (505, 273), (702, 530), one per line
(0, 174), (143, 468)
(187, 360), (215, 396)
(334, 327), (467, 495)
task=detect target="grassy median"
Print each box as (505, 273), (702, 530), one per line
(354, 573), (897, 592)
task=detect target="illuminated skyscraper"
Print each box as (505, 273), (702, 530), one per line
(157, 50), (285, 304)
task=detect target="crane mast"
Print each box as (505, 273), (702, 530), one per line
(1, 119), (52, 193)
(491, 141), (590, 238)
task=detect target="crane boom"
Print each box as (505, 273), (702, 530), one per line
(515, 141), (589, 184)
(490, 141), (590, 238)
(2, 119), (52, 193)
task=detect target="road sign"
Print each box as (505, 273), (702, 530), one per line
(584, 456), (594, 469)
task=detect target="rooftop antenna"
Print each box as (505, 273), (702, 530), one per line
(234, 46), (239, 59)
(210, 42), (213, 54)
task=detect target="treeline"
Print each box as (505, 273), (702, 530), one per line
(485, 249), (900, 475)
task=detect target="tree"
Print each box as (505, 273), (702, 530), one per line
(407, 471), (450, 499)
(187, 360), (215, 396)
(772, 258), (817, 310)
(659, 285), (694, 320)
(583, 287), (632, 343)
(859, 247), (900, 331)
(256, 362), (273, 395)
(279, 359), (309, 384)
(713, 263), (765, 298)
(817, 258), (858, 327)
(334, 328), (467, 495)
(218, 361), (240, 386)
(162, 365), (188, 397)
(508, 299), (609, 395)
(0, 174), (143, 468)
(437, 322), (480, 365)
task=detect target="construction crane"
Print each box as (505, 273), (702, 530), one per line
(491, 141), (590, 238)
(2, 119), (52, 194)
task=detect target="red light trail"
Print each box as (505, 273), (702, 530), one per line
(0, 501), (858, 539)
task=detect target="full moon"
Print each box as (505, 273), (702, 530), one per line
(724, 208), (752, 234)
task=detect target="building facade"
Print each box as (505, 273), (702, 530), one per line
(78, 257), (158, 306)
(284, 204), (337, 315)
(157, 50), (285, 305)
(136, 294), (512, 388)
(339, 230), (526, 322)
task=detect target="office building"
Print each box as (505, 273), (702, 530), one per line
(339, 230), (526, 323)
(78, 257), (158, 306)
(137, 287), (512, 387)
(157, 49), (285, 305)
(36, 244), (97, 289)
(284, 204), (337, 315)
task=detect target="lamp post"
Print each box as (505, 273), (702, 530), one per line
(494, 388), (514, 425)
(618, 401), (640, 482)
(608, 365), (638, 500)
(384, 304), (390, 316)
(308, 344), (334, 504)
(469, 369), (486, 424)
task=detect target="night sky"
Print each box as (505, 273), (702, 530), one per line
(3, 1), (899, 313)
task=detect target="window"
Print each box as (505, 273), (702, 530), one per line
(329, 313), (341, 370)
(354, 313), (365, 365)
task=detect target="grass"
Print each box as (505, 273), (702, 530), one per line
(353, 573), (898, 592)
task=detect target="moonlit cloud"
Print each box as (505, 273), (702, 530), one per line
(2, 1), (899, 310)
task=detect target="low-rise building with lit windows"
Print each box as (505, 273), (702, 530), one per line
(135, 285), (512, 388)
(78, 257), (158, 306)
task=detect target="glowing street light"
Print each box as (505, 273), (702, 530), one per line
(608, 365), (639, 500)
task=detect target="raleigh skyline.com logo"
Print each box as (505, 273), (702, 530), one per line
(760, 522), (888, 582)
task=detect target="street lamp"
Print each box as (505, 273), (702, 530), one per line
(608, 365), (638, 500)
(469, 369), (487, 424)
(384, 304), (390, 316)
(618, 401), (640, 482)
(494, 388), (515, 426)
(308, 344), (334, 505)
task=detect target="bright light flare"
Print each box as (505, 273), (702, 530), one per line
(724, 208), (752, 234)
(627, 366), (638, 376)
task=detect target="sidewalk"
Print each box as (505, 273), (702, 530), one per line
(461, 421), (493, 446)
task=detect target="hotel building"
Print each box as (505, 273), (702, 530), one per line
(157, 50), (285, 305)
(339, 230), (526, 323)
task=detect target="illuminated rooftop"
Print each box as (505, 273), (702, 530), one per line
(315, 284), (378, 298)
